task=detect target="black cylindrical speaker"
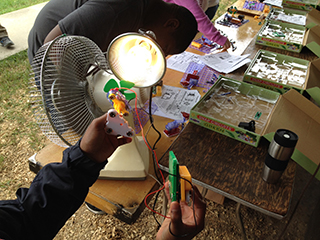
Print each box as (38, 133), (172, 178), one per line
(262, 129), (298, 184)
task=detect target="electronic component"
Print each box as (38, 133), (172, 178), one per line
(169, 151), (180, 202)
(105, 109), (134, 138)
(164, 112), (189, 137)
(238, 120), (256, 132)
(169, 151), (193, 202)
(180, 70), (199, 89)
(191, 41), (202, 48)
(179, 166), (192, 202)
(107, 89), (130, 117)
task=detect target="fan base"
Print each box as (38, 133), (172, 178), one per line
(99, 135), (149, 180)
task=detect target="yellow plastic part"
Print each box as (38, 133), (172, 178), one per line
(263, 5), (270, 14)
(108, 93), (129, 116)
(191, 41), (202, 49)
(179, 166), (192, 202)
(152, 85), (162, 97)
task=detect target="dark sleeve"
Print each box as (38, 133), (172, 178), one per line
(58, 0), (143, 52)
(0, 140), (107, 240)
(27, 0), (86, 64)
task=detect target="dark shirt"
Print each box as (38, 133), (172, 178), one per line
(27, 0), (147, 63)
(0, 141), (107, 240)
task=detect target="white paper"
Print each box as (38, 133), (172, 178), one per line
(276, 13), (306, 26)
(199, 52), (251, 73)
(152, 85), (201, 120)
(224, 58), (252, 73)
(167, 52), (202, 73)
(264, 0), (283, 7)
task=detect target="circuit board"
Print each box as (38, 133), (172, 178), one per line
(180, 62), (222, 90)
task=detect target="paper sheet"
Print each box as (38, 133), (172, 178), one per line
(276, 13), (306, 26)
(167, 52), (202, 73)
(152, 85), (201, 120)
(167, 51), (251, 74)
(199, 52), (251, 73)
(264, 0), (283, 7)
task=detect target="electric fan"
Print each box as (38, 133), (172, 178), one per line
(29, 35), (108, 147)
(29, 33), (166, 180)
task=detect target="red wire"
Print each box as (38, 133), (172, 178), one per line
(116, 87), (169, 219)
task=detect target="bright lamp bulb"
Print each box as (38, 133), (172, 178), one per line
(126, 43), (152, 69)
(107, 32), (166, 88)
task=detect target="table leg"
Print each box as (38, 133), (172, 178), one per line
(236, 202), (247, 240)
(201, 187), (208, 197)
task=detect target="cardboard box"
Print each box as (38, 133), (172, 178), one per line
(266, 8), (320, 28)
(190, 77), (320, 173)
(263, 87), (320, 180)
(305, 8), (320, 28)
(243, 49), (320, 94)
(282, 0), (320, 11)
(255, 20), (320, 55)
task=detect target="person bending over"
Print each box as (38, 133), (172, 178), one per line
(0, 112), (206, 240)
(163, 0), (231, 50)
(27, 0), (198, 64)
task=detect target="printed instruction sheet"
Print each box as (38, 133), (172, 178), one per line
(167, 51), (251, 74)
(152, 85), (201, 120)
(264, 0), (282, 7)
(167, 52), (202, 73)
(199, 52), (251, 74)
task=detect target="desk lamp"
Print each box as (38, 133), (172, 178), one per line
(30, 31), (165, 180)
(98, 31), (166, 179)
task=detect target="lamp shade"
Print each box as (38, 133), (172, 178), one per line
(107, 32), (166, 88)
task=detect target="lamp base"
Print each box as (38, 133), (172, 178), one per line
(98, 135), (150, 180)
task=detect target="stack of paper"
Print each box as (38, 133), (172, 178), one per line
(199, 52), (251, 74)
(167, 51), (251, 74)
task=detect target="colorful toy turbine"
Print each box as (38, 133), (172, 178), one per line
(107, 89), (131, 117)
(228, 6), (238, 17)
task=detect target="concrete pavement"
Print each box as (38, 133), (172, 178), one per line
(0, 2), (47, 61)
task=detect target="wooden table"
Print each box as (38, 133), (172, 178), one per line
(26, 14), (272, 224)
(213, 9), (265, 56)
(29, 9), (319, 225)
(158, 122), (296, 219)
(159, 12), (319, 239)
(156, 22), (319, 238)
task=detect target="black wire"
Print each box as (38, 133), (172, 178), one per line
(150, 164), (199, 238)
(130, 88), (164, 227)
(143, 87), (197, 237)
(130, 89), (162, 184)
(142, 86), (165, 226)
(152, 190), (163, 229)
(146, 87), (162, 184)
(148, 87), (162, 150)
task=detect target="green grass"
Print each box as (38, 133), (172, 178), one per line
(0, 51), (30, 105)
(0, 155), (4, 171)
(0, 0), (46, 15)
(0, 51), (45, 150)
(0, 180), (12, 189)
